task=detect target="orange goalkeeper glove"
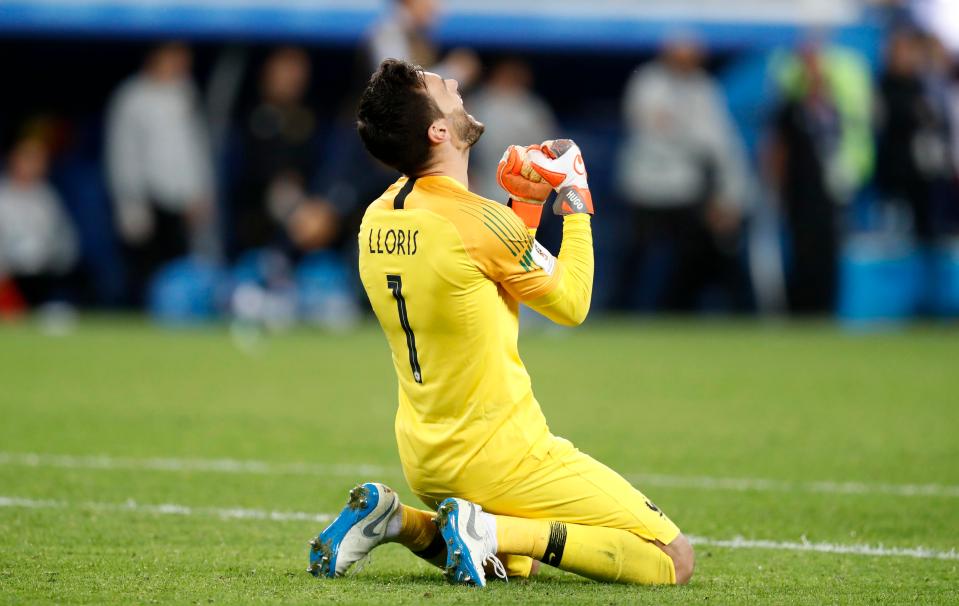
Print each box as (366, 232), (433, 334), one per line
(496, 144), (554, 229)
(527, 139), (594, 216)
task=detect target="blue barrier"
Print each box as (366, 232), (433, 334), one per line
(838, 236), (924, 326)
(932, 242), (959, 317)
(230, 248), (292, 288)
(0, 0), (877, 51)
(295, 251), (359, 329)
(147, 257), (226, 325)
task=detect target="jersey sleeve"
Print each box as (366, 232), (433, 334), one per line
(524, 214), (594, 326)
(460, 200), (594, 326)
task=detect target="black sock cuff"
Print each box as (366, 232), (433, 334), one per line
(412, 531), (446, 561)
(543, 522), (567, 567)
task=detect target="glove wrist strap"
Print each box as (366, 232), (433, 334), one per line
(508, 198), (545, 229)
(553, 186), (594, 216)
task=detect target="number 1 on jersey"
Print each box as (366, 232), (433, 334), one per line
(386, 274), (423, 384)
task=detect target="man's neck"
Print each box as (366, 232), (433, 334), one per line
(418, 150), (470, 189)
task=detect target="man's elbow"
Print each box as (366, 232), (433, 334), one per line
(553, 304), (590, 327)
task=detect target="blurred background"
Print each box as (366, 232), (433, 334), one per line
(0, 0), (957, 330)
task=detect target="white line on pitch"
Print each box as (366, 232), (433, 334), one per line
(624, 473), (959, 498)
(0, 495), (333, 524)
(3, 451), (958, 499)
(1, 495), (956, 562)
(687, 535), (959, 561)
(0, 452), (388, 478)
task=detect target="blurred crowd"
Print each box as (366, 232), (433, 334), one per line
(1, 0), (958, 323)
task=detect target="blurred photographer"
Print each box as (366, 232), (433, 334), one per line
(233, 47), (338, 257)
(0, 136), (78, 307)
(617, 37), (750, 311)
(105, 42), (215, 304)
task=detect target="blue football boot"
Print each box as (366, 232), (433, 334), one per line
(434, 497), (506, 587)
(307, 482), (399, 577)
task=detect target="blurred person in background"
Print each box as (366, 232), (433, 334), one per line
(920, 34), (958, 232)
(467, 57), (557, 201)
(105, 42), (215, 305)
(877, 29), (957, 241)
(366, 0), (479, 86)
(319, 0), (481, 226)
(0, 136), (78, 308)
(616, 37), (750, 312)
(232, 47), (338, 257)
(951, 52), (959, 214)
(767, 36), (873, 313)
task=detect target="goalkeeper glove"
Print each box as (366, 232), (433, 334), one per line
(527, 139), (594, 216)
(496, 144), (553, 229)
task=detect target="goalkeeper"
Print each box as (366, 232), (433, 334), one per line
(308, 58), (694, 587)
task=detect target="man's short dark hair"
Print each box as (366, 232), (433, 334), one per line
(357, 59), (444, 176)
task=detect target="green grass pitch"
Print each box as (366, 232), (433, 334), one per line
(1, 318), (958, 604)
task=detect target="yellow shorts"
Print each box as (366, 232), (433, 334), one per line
(414, 435), (681, 578)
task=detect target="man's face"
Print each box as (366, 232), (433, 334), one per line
(663, 41), (702, 73)
(263, 50), (310, 104)
(422, 71), (484, 149)
(405, 0), (438, 29)
(153, 44), (191, 79)
(10, 139), (48, 185)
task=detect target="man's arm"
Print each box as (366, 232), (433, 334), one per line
(521, 215), (593, 326)
(493, 140), (595, 326)
(471, 207), (593, 328)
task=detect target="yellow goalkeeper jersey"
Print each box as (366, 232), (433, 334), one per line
(358, 175), (593, 498)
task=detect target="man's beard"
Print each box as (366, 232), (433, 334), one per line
(450, 107), (484, 149)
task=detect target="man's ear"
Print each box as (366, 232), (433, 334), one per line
(427, 118), (450, 145)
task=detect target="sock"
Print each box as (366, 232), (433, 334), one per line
(384, 507), (403, 539)
(412, 532), (447, 568)
(493, 515), (676, 585)
(480, 510), (498, 552)
(387, 505), (438, 553)
(494, 515), (552, 559)
(500, 554), (535, 578)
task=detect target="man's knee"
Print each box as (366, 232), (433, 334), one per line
(660, 533), (694, 585)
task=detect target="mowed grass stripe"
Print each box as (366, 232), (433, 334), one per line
(4, 451), (959, 499)
(2, 495), (956, 562)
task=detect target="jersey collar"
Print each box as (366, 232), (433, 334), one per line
(416, 174), (469, 192)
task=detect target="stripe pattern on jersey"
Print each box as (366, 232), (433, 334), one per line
(459, 203), (537, 272)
